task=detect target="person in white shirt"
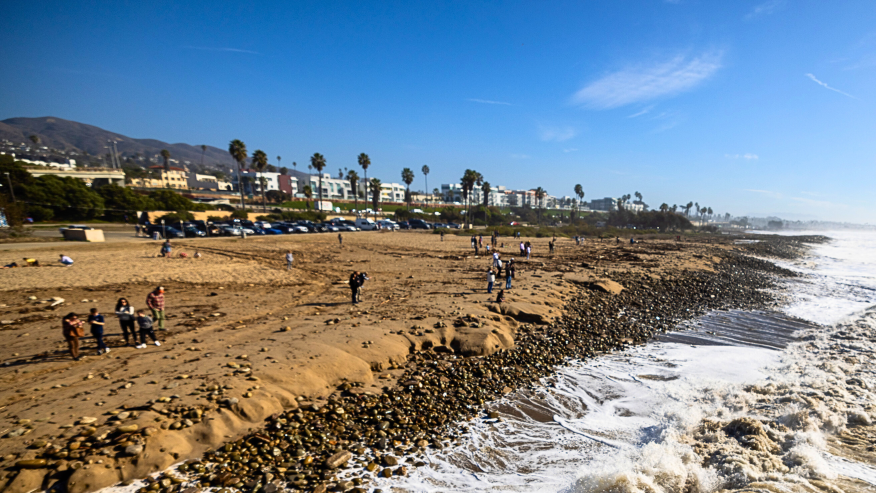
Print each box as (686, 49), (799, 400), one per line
(59, 254), (74, 266)
(487, 268), (495, 294)
(285, 250), (294, 271)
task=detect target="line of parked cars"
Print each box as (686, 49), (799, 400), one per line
(142, 216), (463, 239)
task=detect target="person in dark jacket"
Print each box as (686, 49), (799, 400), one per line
(62, 312), (84, 360)
(135, 310), (160, 348)
(350, 272), (360, 304)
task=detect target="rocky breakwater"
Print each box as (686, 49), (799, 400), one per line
(1, 236), (818, 493)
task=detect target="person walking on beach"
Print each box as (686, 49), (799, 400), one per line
(471, 235), (477, 250)
(549, 240), (555, 254)
(338, 233), (343, 247)
(519, 241), (525, 257)
(487, 268), (495, 294)
(356, 272), (370, 302)
(59, 254), (73, 266)
(87, 308), (109, 355)
(492, 251), (500, 269)
(350, 271), (361, 304)
(146, 286), (166, 331)
(285, 250), (294, 271)
(526, 243), (532, 260)
(135, 310), (160, 348)
(440, 231), (445, 241)
(505, 261), (513, 289)
(115, 297), (136, 346)
(62, 312), (84, 361)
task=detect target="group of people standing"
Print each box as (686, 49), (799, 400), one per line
(60, 286), (166, 360)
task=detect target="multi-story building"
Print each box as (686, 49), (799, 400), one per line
(188, 173), (233, 191)
(283, 170), (354, 200)
(129, 165), (190, 190)
(235, 169), (281, 194)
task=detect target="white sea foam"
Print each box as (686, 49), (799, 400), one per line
(385, 231), (876, 492)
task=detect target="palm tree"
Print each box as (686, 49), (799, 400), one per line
(200, 145), (207, 166)
(401, 167), (415, 209)
(433, 188), (440, 203)
(481, 181), (491, 222)
(228, 140), (248, 208)
(251, 150), (269, 211)
(460, 169), (477, 226)
(292, 161), (297, 171)
(308, 164), (313, 174)
(358, 153), (371, 216)
(574, 184), (584, 220)
(277, 155), (281, 172)
(310, 153), (326, 209)
(370, 178), (381, 212)
(634, 191), (642, 204)
(534, 187), (547, 223)
(160, 149), (171, 173)
(346, 170), (360, 211)
(421, 165), (430, 206)
(660, 203), (669, 212)
(302, 185), (313, 208)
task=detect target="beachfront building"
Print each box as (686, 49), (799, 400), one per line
(234, 169), (281, 195)
(587, 197), (644, 213)
(188, 173), (233, 191)
(283, 169), (354, 200)
(380, 182), (406, 202)
(25, 165), (125, 187)
(440, 183), (510, 207)
(129, 165), (190, 190)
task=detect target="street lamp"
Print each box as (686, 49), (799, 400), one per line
(161, 219), (166, 239)
(4, 172), (14, 203)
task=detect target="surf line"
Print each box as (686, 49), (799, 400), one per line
(552, 416), (629, 449)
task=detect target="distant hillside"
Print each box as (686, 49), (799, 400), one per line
(0, 116), (237, 169)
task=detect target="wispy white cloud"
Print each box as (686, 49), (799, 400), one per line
(563, 148), (578, 153)
(509, 154), (531, 160)
(790, 196), (847, 209)
(805, 73), (857, 99)
(725, 153), (759, 160)
(467, 98), (512, 106)
(184, 46), (261, 55)
(746, 0), (786, 19)
(627, 104), (656, 118)
(539, 125), (576, 142)
(745, 188), (783, 198)
(571, 51), (722, 109)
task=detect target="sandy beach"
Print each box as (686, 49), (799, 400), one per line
(0, 230), (764, 493)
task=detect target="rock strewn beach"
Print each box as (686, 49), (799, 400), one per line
(0, 232), (823, 493)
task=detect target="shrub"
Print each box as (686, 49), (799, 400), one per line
(27, 205), (54, 222)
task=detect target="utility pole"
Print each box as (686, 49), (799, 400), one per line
(4, 172), (15, 202)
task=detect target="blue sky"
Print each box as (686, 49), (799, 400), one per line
(1, 1), (874, 223)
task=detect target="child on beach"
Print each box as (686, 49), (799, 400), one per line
(87, 308), (109, 355)
(487, 268), (495, 294)
(135, 310), (160, 348)
(495, 289), (505, 303)
(59, 254), (74, 266)
(62, 312), (84, 360)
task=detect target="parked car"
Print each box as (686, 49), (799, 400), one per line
(408, 219), (432, 230)
(59, 224), (94, 234)
(181, 225), (206, 237)
(376, 220), (399, 230)
(145, 225), (185, 239)
(396, 221), (410, 230)
(253, 221), (272, 229)
(447, 222), (461, 229)
(218, 226), (243, 236)
(433, 223), (447, 229)
(354, 218), (377, 230)
(317, 222), (340, 232)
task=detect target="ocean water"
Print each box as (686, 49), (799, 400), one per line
(382, 230), (876, 493)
